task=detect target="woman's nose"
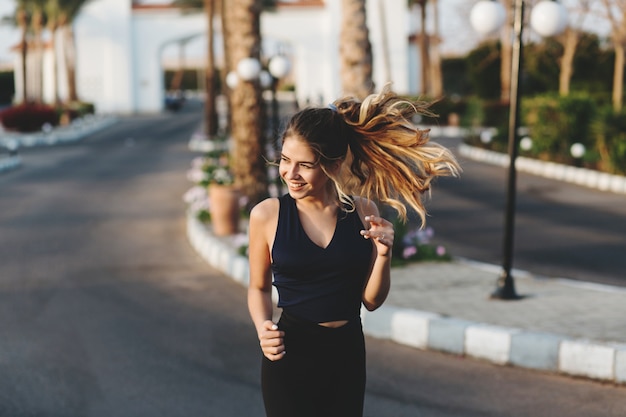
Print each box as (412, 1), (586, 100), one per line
(284, 164), (299, 178)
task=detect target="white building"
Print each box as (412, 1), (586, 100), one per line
(11, 0), (418, 114)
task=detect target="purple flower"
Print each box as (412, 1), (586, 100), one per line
(403, 246), (418, 259)
(436, 245), (446, 257)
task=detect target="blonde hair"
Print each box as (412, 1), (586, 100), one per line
(281, 84), (461, 225)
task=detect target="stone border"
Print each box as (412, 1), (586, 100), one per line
(0, 115), (117, 173)
(0, 155), (21, 172)
(186, 209), (626, 385)
(457, 143), (626, 195)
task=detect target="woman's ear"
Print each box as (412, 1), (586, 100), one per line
(332, 158), (345, 173)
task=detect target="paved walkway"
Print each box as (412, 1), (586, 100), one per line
(186, 212), (626, 385)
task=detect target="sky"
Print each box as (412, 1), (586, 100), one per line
(0, 0), (613, 70)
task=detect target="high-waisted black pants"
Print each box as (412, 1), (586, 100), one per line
(261, 312), (366, 417)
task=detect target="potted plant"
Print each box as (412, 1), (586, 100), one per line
(199, 150), (240, 236)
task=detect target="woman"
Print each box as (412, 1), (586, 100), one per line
(247, 85), (460, 417)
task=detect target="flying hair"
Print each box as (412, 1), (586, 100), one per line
(329, 83), (461, 226)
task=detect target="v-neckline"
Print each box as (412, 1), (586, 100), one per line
(293, 197), (339, 250)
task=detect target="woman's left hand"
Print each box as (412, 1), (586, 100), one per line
(361, 215), (394, 257)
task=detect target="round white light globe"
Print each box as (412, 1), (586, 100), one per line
(225, 71), (239, 89)
(236, 57), (261, 81)
(268, 55), (291, 79)
(470, 1), (506, 35)
(530, 1), (568, 37)
(480, 129), (494, 144)
(570, 143), (586, 158)
(520, 136), (533, 151)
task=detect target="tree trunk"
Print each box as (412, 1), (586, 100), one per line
(500, 0), (513, 102)
(559, 28), (578, 97)
(204, 0), (218, 137)
(340, 0), (374, 99)
(62, 22), (79, 102)
(613, 42), (624, 112)
(32, 10), (44, 104)
(224, 0), (268, 208)
(378, 0), (391, 83)
(48, 21), (60, 104)
(220, 0), (232, 133)
(17, 9), (28, 103)
(417, 0), (430, 96)
(429, 0), (443, 98)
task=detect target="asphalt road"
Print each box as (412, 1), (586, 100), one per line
(422, 137), (626, 287)
(1, 101), (624, 416)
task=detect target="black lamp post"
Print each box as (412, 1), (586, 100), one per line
(268, 55), (291, 148)
(470, 0), (568, 300)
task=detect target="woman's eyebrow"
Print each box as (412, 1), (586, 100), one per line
(280, 154), (317, 165)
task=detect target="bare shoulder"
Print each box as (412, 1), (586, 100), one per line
(250, 197), (280, 224)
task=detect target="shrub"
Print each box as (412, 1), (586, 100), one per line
(592, 106), (626, 175)
(0, 71), (14, 105)
(522, 93), (597, 164)
(391, 217), (451, 267)
(0, 104), (59, 132)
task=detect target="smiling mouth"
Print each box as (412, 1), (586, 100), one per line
(287, 181), (306, 190)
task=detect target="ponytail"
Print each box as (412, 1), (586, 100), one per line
(331, 84), (461, 225)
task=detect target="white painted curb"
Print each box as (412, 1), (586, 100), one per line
(186, 209), (625, 385)
(1, 115), (118, 174)
(458, 144), (626, 195)
(0, 155), (21, 172)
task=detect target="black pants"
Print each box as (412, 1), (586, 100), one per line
(261, 312), (366, 417)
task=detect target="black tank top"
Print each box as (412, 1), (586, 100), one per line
(271, 194), (373, 323)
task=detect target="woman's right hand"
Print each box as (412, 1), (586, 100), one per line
(258, 320), (286, 361)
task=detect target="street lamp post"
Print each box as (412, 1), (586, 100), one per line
(470, 0), (568, 300)
(267, 55), (291, 148)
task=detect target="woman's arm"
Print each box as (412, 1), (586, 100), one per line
(247, 198), (286, 361)
(356, 198), (394, 311)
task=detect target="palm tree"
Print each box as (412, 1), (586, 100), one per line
(411, 0), (430, 96)
(203, 0), (218, 137)
(339, 0), (374, 99)
(429, 0), (443, 98)
(15, 3), (29, 103)
(58, 0), (89, 103)
(174, 0), (220, 137)
(500, 0), (514, 102)
(224, 0), (267, 207)
(30, 1), (44, 103)
(408, 0), (444, 98)
(601, 0), (625, 112)
(45, 0), (62, 104)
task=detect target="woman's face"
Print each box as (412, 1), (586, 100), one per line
(279, 135), (330, 199)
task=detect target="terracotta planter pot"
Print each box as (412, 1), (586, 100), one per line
(208, 184), (240, 236)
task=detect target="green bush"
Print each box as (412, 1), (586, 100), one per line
(429, 96), (468, 126)
(592, 106), (626, 175)
(461, 97), (510, 153)
(522, 93), (597, 164)
(0, 71), (14, 105)
(466, 40), (501, 100)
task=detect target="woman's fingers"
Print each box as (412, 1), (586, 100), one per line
(361, 215), (394, 246)
(259, 320), (286, 361)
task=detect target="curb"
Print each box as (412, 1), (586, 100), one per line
(0, 115), (118, 173)
(457, 143), (626, 195)
(0, 154), (21, 173)
(186, 209), (626, 385)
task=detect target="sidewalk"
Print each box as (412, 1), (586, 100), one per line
(186, 212), (626, 385)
